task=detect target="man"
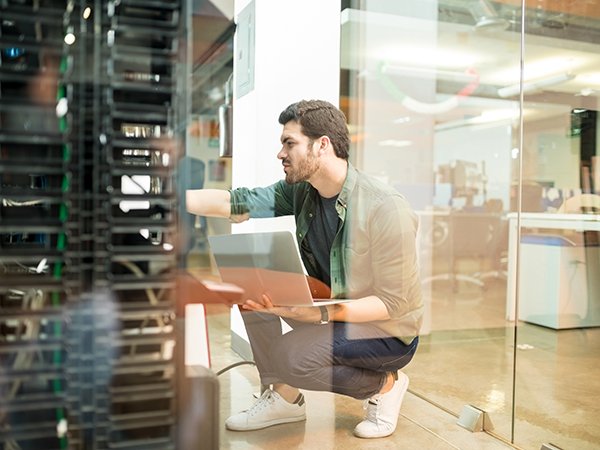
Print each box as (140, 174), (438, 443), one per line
(186, 99), (423, 439)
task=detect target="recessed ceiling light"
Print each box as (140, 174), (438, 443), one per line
(379, 139), (412, 148)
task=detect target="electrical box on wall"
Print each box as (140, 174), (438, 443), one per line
(235, 0), (255, 98)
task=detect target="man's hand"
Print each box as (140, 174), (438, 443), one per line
(229, 213), (250, 223)
(241, 294), (322, 323)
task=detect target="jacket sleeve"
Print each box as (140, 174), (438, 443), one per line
(369, 194), (422, 319)
(229, 180), (295, 218)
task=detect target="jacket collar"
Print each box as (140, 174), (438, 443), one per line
(335, 161), (356, 216)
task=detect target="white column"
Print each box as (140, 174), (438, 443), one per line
(228, 0), (341, 395)
(231, 0), (341, 234)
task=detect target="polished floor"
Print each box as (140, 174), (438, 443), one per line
(203, 272), (600, 450)
(416, 279), (600, 450)
(205, 303), (512, 450)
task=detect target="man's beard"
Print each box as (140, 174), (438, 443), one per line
(284, 147), (319, 184)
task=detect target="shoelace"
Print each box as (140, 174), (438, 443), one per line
(247, 390), (276, 416)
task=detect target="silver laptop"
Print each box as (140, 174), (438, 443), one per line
(207, 231), (349, 307)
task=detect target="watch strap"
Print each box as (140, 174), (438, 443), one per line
(318, 305), (329, 324)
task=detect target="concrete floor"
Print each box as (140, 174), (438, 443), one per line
(203, 274), (599, 450)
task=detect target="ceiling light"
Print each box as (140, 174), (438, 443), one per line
(379, 140), (412, 148)
(472, 109), (519, 123)
(497, 73), (576, 98)
(489, 57), (583, 87)
(578, 72), (600, 86)
(377, 46), (477, 70)
(435, 108), (521, 131)
(83, 7), (92, 19)
(381, 64), (478, 84)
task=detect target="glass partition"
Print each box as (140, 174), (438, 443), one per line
(512, 1), (600, 448)
(341, 1), (596, 448)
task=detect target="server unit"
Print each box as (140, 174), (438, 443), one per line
(1, 1), (190, 448)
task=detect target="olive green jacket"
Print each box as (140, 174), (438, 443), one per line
(230, 163), (423, 342)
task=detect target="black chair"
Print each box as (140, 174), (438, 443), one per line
(422, 211), (507, 291)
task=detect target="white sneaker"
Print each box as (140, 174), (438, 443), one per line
(353, 372), (409, 439)
(225, 389), (306, 431)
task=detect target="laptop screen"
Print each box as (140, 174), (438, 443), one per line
(208, 231), (305, 274)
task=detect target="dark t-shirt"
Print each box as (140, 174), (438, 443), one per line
(305, 194), (339, 287)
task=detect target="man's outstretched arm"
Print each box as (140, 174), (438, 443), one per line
(186, 189), (251, 223)
(185, 188), (231, 218)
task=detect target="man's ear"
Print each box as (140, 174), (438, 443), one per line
(318, 135), (330, 154)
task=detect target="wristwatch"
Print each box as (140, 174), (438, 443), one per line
(318, 305), (329, 324)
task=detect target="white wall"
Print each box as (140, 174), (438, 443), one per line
(229, 0), (342, 381)
(232, 0), (341, 234)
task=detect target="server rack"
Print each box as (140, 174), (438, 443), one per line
(1, 2), (78, 449)
(1, 1), (188, 448)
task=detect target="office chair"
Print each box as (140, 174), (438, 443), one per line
(422, 211), (507, 291)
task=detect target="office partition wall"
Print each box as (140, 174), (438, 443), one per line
(340, 1), (599, 448)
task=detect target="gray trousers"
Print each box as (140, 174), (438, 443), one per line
(240, 311), (419, 400)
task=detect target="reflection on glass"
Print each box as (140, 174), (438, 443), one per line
(342, 1), (599, 449)
(514, 0), (600, 444)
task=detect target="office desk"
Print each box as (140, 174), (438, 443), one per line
(506, 213), (600, 328)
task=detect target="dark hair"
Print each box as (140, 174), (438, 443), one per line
(278, 100), (350, 160)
